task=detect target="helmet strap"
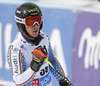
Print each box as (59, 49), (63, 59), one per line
(22, 32), (36, 40)
(21, 31), (42, 45)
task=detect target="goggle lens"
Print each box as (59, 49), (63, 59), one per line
(25, 15), (42, 26)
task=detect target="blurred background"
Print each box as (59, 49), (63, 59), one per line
(0, 0), (100, 86)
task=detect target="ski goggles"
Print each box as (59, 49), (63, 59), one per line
(15, 15), (42, 27)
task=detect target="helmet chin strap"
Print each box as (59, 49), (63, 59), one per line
(21, 31), (42, 45)
(23, 32), (39, 40)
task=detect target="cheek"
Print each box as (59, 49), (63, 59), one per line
(26, 28), (32, 34)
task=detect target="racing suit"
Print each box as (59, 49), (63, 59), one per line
(7, 31), (65, 86)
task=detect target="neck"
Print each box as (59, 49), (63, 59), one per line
(21, 32), (43, 45)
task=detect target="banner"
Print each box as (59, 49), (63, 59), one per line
(72, 11), (100, 86)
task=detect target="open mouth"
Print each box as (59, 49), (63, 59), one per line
(33, 30), (38, 33)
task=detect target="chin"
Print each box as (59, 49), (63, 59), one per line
(33, 35), (38, 38)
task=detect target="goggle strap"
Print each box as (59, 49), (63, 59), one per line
(15, 16), (25, 24)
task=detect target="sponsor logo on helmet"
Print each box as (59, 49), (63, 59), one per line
(31, 13), (38, 15)
(27, 8), (39, 13)
(16, 10), (21, 14)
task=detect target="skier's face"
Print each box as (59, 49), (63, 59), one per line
(25, 24), (40, 38)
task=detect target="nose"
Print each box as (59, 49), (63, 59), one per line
(31, 23), (40, 30)
(33, 23), (39, 27)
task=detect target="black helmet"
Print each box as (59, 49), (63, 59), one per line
(15, 2), (43, 43)
(15, 2), (43, 32)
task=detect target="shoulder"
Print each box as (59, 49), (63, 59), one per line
(39, 31), (50, 49)
(9, 33), (23, 50)
(40, 31), (50, 40)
